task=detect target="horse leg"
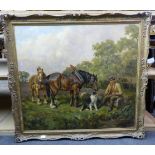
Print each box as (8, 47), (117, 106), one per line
(50, 96), (56, 108)
(49, 82), (60, 108)
(32, 96), (35, 102)
(49, 87), (56, 108)
(31, 84), (36, 102)
(70, 91), (74, 106)
(31, 89), (35, 102)
(36, 88), (41, 105)
(43, 98), (47, 104)
(43, 88), (47, 104)
(73, 86), (80, 107)
(43, 97), (47, 104)
(74, 94), (79, 107)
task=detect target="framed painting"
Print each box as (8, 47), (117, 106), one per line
(1, 11), (151, 142)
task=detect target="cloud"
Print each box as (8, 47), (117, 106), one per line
(15, 24), (129, 75)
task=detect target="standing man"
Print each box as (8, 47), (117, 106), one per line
(104, 76), (123, 111)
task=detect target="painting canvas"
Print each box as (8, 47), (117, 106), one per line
(15, 24), (139, 130)
(3, 11), (150, 141)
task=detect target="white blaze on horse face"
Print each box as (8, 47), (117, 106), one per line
(37, 69), (44, 82)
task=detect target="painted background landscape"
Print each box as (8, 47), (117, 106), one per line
(15, 24), (139, 130)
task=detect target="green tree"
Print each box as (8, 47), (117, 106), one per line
(92, 25), (139, 85)
(66, 24), (139, 89)
(125, 24), (139, 40)
(63, 67), (72, 76)
(19, 71), (30, 82)
(117, 25), (138, 80)
(92, 40), (121, 82)
(76, 61), (92, 72)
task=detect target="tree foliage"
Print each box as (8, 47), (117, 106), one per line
(75, 24), (139, 89)
(19, 71), (30, 82)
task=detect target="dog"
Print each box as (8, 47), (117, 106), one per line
(89, 91), (98, 111)
(80, 91), (98, 111)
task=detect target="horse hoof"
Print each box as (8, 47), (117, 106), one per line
(44, 101), (48, 104)
(50, 104), (56, 109)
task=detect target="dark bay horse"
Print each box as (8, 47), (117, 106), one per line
(29, 67), (48, 104)
(46, 70), (98, 108)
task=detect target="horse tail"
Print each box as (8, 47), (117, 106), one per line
(45, 72), (62, 98)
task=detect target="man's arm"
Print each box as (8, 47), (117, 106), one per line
(104, 84), (110, 96)
(115, 83), (123, 96)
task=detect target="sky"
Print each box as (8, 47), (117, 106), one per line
(14, 24), (129, 76)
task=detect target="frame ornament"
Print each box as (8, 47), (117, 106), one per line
(1, 11), (151, 142)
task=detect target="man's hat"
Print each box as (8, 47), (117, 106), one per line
(109, 76), (116, 81)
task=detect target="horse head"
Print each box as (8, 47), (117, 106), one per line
(89, 73), (98, 91)
(78, 70), (98, 90)
(37, 67), (46, 84)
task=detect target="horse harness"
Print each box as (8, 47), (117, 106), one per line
(73, 71), (84, 84)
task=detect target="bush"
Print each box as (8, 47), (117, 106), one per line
(22, 95), (135, 130)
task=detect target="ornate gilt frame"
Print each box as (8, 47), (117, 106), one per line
(0, 11), (151, 142)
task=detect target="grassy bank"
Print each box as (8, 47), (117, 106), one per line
(22, 94), (135, 130)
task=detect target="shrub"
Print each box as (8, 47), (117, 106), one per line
(22, 96), (135, 130)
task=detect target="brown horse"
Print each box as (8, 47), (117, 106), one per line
(29, 67), (48, 104)
(46, 69), (98, 108)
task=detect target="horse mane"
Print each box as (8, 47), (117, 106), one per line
(78, 70), (92, 83)
(42, 72), (47, 78)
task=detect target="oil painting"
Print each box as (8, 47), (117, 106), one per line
(3, 11), (150, 141)
(15, 24), (138, 130)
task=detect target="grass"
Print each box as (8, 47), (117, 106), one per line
(19, 78), (136, 130)
(22, 93), (135, 130)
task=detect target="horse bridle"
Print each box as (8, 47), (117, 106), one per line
(37, 72), (47, 86)
(76, 70), (97, 85)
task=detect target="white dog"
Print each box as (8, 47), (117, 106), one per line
(89, 92), (98, 111)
